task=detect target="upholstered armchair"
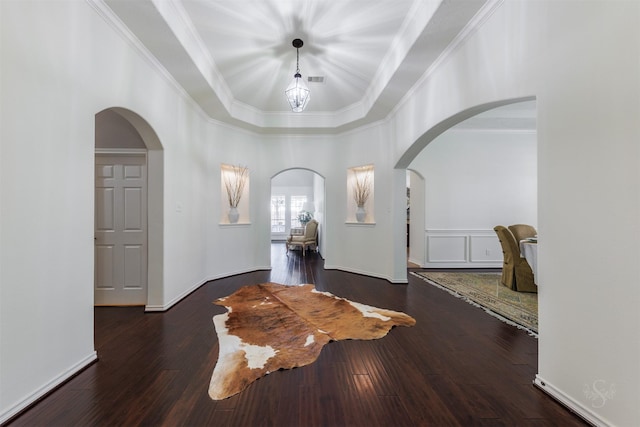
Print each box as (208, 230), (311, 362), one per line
(494, 225), (537, 293)
(508, 224), (537, 243)
(286, 219), (319, 256)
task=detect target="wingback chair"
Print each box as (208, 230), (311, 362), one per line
(286, 220), (319, 256)
(494, 225), (537, 293)
(508, 224), (537, 243)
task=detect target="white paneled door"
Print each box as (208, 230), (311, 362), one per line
(95, 154), (148, 305)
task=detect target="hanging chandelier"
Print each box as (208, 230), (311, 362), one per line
(285, 38), (310, 112)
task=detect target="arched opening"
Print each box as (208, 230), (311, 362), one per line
(94, 107), (164, 311)
(397, 96), (537, 268)
(270, 168), (326, 258)
(396, 97), (536, 169)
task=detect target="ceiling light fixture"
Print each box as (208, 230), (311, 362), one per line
(285, 38), (310, 112)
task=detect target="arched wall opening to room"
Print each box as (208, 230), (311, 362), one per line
(397, 97), (537, 270)
(270, 168), (326, 258)
(94, 107), (164, 311)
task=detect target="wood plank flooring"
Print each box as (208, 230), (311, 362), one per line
(6, 243), (587, 426)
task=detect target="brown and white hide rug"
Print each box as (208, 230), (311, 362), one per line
(208, 282), (416, 400)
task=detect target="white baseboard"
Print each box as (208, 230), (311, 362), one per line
(422, 261), (503, 268)
(0, 352), (98, 425)
(206, 266), (271, 283)
(144, 278), (204, 312)
(145, 266), (272, 312)
(534, 375), (610, 426)
(323, 264), (408, 284)
(408, 257), (423, 267)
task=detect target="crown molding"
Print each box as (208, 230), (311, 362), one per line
(87, 0), (498, 134)
(150, 0), (235, 109)
(389, 0), (506, 122)
(86, 0), (220, 124)
(361, 0), (440, 115)
(86, 0), (178, 94)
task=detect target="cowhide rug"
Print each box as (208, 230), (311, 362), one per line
(208, 282), (416, 400)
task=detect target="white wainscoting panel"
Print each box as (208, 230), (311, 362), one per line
(424, 229), (503, 268)
(470, 235), (503, 263)
(426, 234), (468, 263)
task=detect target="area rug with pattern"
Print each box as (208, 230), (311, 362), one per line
(411, 271), (537, 334)
(209, 282), (416, 400)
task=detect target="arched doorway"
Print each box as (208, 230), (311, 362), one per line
(270, 168), (326, 257)
(94, 107), (164, 310)
(398, 97), (537, 272)
(396, 97), (536, 169)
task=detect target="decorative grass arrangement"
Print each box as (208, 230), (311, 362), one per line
(223, 164), (249, 208)
(353, 167), (372, 207)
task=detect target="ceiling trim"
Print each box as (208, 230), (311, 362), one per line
(150, 0), (235, 111)
(387, 0), (506, 123)
(360, 0), (441, 116)
(90, 0), (501, 135)
(88, 0), (255, 133)
(97, 0), (451, 130)
(87, 0), (188, 102)
(156, 0), (434, 128)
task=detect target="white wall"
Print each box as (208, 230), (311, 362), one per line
(2, 1), (639, 425)
(391, 1), (640, 425)
(205, 125), (269, 282)
(0, 0), (264, 420)
(95, 110), (146, 149)
(313, 173), (326, 256)
(326, 123), (404, 281)
(409, 128), (537, 267)
(2, 2), (99, 421)
(408, 170), (425, 267)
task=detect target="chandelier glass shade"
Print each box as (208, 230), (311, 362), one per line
(285, 39), (310, 112)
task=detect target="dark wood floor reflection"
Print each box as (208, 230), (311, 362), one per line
(7, 243), (586, 426)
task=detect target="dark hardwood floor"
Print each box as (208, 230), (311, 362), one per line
(7, 243), (587, 427)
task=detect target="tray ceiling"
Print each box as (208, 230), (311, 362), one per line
(95, 0), (534, 133)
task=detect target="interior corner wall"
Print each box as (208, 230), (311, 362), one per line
(389, 1), (640, 425)
(325, 122), (404, 283)
(204, 126), (270, 282)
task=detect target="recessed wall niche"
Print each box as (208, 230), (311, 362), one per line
(220, 163), (250, 224)
(347, 164), (374, 224)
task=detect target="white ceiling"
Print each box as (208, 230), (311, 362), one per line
(98, 0), (534, 133)
(181, 0), (419, 112)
